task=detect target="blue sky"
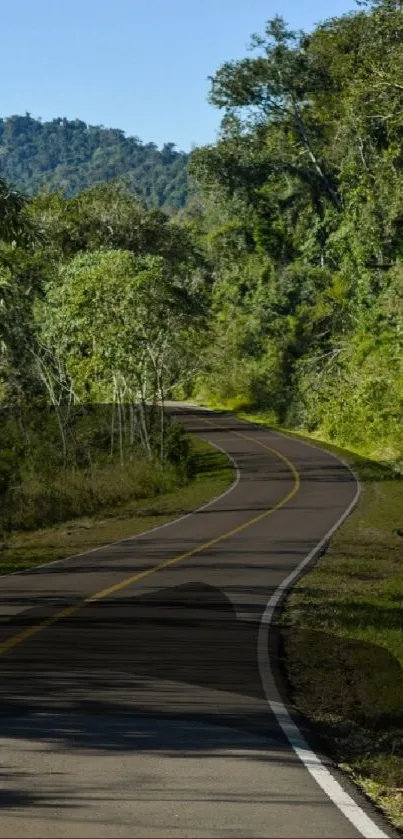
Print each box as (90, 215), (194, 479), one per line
(4, 0), (358, 151)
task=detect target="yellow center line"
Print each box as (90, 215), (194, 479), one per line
(0, 424), (300, 658)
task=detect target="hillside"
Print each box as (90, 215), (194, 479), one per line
(0, 114), (189, 208)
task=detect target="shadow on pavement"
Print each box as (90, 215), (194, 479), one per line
(0, 581), (402, 744)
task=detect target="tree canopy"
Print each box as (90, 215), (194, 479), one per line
(189, 0), (403, 462)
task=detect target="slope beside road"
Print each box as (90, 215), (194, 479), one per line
(0, 406), (394, 838)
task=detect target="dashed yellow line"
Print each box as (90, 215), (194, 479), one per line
(0, 425), (300, 658)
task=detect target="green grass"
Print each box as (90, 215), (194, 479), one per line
(227, 406), (403, 832)
(0, 435), (233, 575)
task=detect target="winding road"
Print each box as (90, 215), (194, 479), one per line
(0, 407), (393, 838)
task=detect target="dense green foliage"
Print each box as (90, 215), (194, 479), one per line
(0, 115), (188, 208)
(189, 0), (403, 464)
(0, 179), (205, 534)
(1, 0), (403, 537)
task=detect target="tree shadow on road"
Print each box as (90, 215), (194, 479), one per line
(0, 581), (402, 757)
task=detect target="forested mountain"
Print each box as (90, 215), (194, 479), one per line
(0, 115), (188, 208)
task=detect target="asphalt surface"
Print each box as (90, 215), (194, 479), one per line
(0, 407), (393, 838)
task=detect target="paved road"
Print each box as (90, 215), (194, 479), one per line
(0, 408), (392, 838)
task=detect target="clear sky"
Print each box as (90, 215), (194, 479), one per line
(3, 0), (358, 152)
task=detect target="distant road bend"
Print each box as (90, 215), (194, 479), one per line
(0, 406), (393, 838)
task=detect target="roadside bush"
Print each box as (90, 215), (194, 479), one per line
(0, 405), (193, 533)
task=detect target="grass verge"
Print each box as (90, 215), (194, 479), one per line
(0, 435), (233, 575)
(231, 407), (403, 832)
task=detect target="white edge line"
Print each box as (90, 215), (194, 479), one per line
(1, 403), (389, 836)
(1, 439), (240, 581)
(243, 417), (390, 839)
(187, 404), (388, 838)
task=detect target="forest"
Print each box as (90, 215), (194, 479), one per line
(189, 0), (403, 467)
(0, 178), (207, 534)
(0, 115), (188, 207)
(1, 0), (403, 539)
